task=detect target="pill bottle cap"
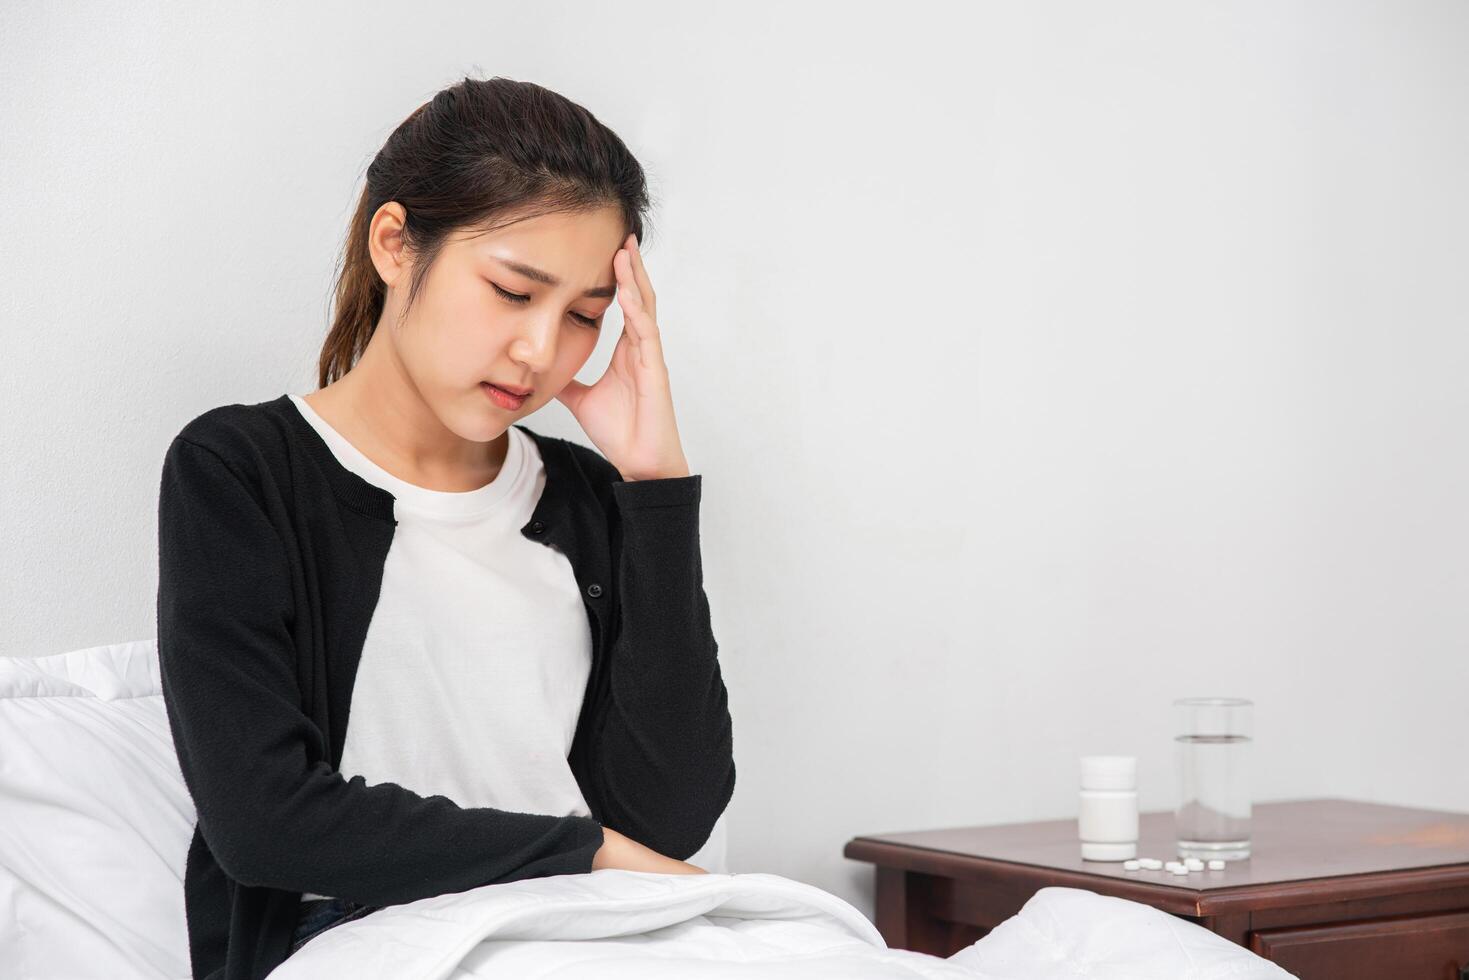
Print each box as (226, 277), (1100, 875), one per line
(1079, 755), (1137, 790)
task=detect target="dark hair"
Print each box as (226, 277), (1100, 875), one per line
(318, 75), (653, 388)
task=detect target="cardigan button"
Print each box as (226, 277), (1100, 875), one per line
(586, 583), (603, 598)
(530, 521), (545, 534)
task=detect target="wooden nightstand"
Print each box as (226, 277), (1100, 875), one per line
(844, 798), (1469, 979)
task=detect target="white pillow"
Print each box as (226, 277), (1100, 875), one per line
(0, 639), (193, 980)
(0, 638), (731, 980)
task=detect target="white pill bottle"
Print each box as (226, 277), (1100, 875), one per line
(1078, 755), (1139, 861)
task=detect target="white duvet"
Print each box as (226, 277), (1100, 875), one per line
(0, 640), (1293, 980)
(267, 867), (1294, 980)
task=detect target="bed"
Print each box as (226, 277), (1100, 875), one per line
(0, 640), (1295, 979)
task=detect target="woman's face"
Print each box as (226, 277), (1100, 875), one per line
(370, 203), (625, 442)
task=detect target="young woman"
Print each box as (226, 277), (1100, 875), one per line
(156, 76), (735, 980)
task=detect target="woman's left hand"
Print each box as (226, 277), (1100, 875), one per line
(553, 233), (691, 482)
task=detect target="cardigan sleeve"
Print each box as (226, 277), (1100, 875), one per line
(156, 435), (605, 905)
(592, 473), (736, 861)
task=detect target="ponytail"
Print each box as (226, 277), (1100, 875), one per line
(318, 184), (387, 388)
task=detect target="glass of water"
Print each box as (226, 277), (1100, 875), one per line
(1174, 697), (1253, 860)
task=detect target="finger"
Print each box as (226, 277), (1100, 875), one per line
(626, 234), (656, 321)
(616, 249), (664, 360)
(614, 249), (651, 347)
(613, 245), (668, 376)
(608, 313), (635, 373)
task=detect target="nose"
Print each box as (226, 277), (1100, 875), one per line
(508, 313), (562, 376)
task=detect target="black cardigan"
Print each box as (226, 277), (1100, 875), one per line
(155, 394), (735, 980)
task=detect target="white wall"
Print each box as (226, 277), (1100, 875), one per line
(3, 0), (1466, 921)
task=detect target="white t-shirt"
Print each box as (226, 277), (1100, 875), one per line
(287, 394), (594, 901)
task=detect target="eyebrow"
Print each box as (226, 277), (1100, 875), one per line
(492, 257), (617, 299)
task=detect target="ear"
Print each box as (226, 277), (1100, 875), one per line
(367, 201), (411, 288)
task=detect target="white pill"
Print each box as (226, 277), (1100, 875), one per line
(1123, 859), (1141, 870)
(1170, 865), (1189, 875)
(1207, 859), (1226, 870)
(1139, 858), (1163, 869)
(1184, 858), (1205, 870)
(1164, 861), (1183, 871)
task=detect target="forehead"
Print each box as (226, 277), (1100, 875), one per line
(457, 206), (625, 255)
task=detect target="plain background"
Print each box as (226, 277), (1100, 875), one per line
(2, 1), (1466, 922)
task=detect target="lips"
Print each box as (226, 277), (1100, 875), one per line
(481, 382), (528, 410)
(487, 381), (533, 396)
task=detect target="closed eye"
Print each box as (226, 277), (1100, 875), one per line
(490, 282), (600, 328)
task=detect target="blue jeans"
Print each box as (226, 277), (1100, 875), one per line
(290, 897), (382, 954)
